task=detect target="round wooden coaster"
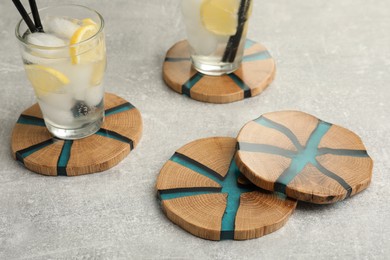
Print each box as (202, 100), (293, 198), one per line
(236, 111), (374, 204)
(163, 39), (276, 104)
(156, 137), (297, 241)
(11, 93), (143, 176)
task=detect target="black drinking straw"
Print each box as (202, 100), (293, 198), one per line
(12, 0), (38, 33)
(28, 0), (44, 32)
(222, 0), (251, 63)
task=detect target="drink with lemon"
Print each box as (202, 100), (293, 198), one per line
(15, 5), (106, 139)
(182, 0), (252, 75)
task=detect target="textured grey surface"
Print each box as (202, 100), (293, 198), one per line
(0, 0), (389, 259)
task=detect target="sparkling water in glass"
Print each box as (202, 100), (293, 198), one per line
(15, 5), (106, 140)
(181, 0), (253, 76)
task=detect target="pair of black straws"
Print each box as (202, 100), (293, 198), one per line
(12, 0), (44, 33)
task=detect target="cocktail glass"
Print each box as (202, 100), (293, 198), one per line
(15, 4), (106, 140)
(181, 0), (253, 76)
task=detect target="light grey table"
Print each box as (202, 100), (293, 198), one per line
(1, 0), (389, 259)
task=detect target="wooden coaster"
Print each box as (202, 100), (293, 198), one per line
(163, 39), (276, 104)
(236, 111), (374, 204)
(11, 93), (143, 176)
(156, 137), (297, 241)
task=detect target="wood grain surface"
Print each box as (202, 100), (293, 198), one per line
(163, 40), (276, 103)
(236, 111), (373, 204)
(11, 93), (143, 176)
(156, 137), (297, 241)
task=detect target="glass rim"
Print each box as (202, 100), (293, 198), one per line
(15, 4), (104, 50)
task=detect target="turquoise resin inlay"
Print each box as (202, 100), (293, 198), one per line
(242, 51), (271, 62)
(159, 153), (253, 240)
(182, 73), (204, 97)
(104, 102), (134, 117)
(176, 39), (272, 98)
(17, 115), (45, 127)
(238, 116), (370, 196)
(272, 120), (333, 193)
(227, 74), (251, 97)
(15, 102), (136, 175)
(57, 140), (73, 176)
(244, 39), (256, 49)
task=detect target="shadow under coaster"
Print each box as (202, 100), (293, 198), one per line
(11, 93), (143, 176)
(163, 39), (276, 104)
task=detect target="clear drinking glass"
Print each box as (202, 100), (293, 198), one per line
(15, 4), (106, 140)
(181, 0), (253, 76)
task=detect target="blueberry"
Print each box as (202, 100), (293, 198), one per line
(71, 101), (90, 117)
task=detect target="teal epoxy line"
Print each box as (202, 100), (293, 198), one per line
(18, 139), (54, 159)
(243, 51), (271, 62)
(161, 153), (254, 239)
(105, 103), (134, 117)
(255, 116), (303, 151)
(157, 154), (221, 200)
(275, 121), (332, 192)
(159, 189), (220, 200)
(170, 155), (222, 185)
(57, 140), (73, 168)
(245, 39), (256, 49)
(182, 73), (204, 97)
(238, 142), (296, 158)
(247, 116), (355, 195)
(17, 115), (46, 127)
(302, 121), (332, 165)
(315, 161), (352, 197)
(220, 159), (252, 235)
(165, 57), (191, 62)
(95, 129), (133, 146)
(227, 74), (251, 92)
(317, 148), (369, 157)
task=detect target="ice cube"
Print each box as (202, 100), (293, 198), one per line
(39, 92), (75, 111)
(67, 65), (93, 101)
(85, 84), (104, 107)
(25, 33), (69, 59)
(27, 33), (66, 47)
(38, 101), (74, 126)
(22, 50), (56, 65)
(187, 27), (218, 55)
(70, 84), (86, 101)
(45, 16), (80, 39)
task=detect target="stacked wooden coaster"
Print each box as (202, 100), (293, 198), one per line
(163, 39), (276, 104)
(156, 110), (373, 240)
(11, 93), (143, 176)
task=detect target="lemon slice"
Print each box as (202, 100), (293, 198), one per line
(82, 18), (97, 26)
(91, 57), (106, 85)
(69, 24), (99, 64)
(25, 64), (70, 97)
(200, 0), (240, 36)
(81, 19), (106, 85)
